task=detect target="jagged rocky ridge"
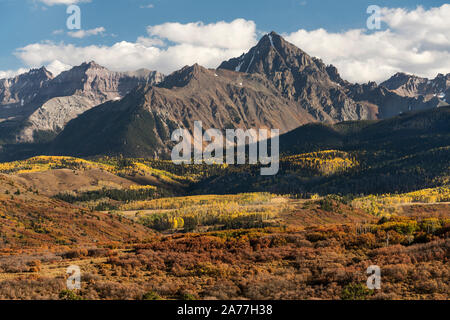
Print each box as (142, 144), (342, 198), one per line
(0, 62), (164, 143)
(0, 32), (447, 160)
(381, 72), (449, 106)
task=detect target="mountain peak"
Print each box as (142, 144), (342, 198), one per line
(187, 63), (204, 73)
(392, 72), (420, 79)
(218, 32), (378, 120)
(52, 61), (109, 81)
(255, 31), (284, 51)
(87, 60), (101, 67)
(0, 66), (54, 82)
(82, 60), (105, 70)
(218, 32), (315, 75)
(0, 65), (54, 107)
(434, 73), (450, 80)
(380, 72), (427, 91)
(267, 31), (283, 42)
(159, 63), (211, 89)
(176, 63), (211, 77)
(265, 31), (282, 40)
(24, 66), (54, 80)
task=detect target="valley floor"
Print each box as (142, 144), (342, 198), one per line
(0, 199), (448, 300)
(0, 156), (448, 300)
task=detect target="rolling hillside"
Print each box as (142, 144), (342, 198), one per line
(192, 107), (450, 195)
(0, 173), (152, 247)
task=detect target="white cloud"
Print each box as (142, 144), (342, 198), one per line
(9, 6), (450, 82)
(14, 19), (257, 75)
(38, 0), (91, 6)
(285, 4), (450, 83)
(147, 19), (257, 49)
(0, 68), (29, 80)
(68, 27), (106, 38)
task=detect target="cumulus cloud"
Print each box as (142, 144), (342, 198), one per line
(13, 19), (257, 75)
(0, 68), (29, 80)
(285, 4), (450, 82)
(68, 27), (106, 38)
(8, 6), (450, 82)
(147, 19), (257, 49)
(38, 0), (91, 6)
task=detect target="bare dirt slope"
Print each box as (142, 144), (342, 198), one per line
(10, 168), (137, 196)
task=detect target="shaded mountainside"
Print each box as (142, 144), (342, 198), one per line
(0, 62), (163, 144)
(279, 105), (450, 155)
(191, 107), (450, 196)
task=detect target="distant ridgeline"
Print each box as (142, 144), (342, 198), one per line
(0, 106), (448, 197)
(191, 106), (450, 196)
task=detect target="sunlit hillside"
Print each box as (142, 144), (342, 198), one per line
(0, 150), (448, 300)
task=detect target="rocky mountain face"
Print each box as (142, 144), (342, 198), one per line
(220, 32), (444, 121)
(219, 32), (376, 122)
(381, 72), (450, 106)
(345, 82), (440, 119)
(0, 67), (53, 106)
(38, 61), (163, 101)
(0, 62), (163, 143)
(50, 64), (315, 158)
(46, 32), (448, 159)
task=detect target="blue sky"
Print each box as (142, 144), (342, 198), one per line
(1, 0), (449, 82)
